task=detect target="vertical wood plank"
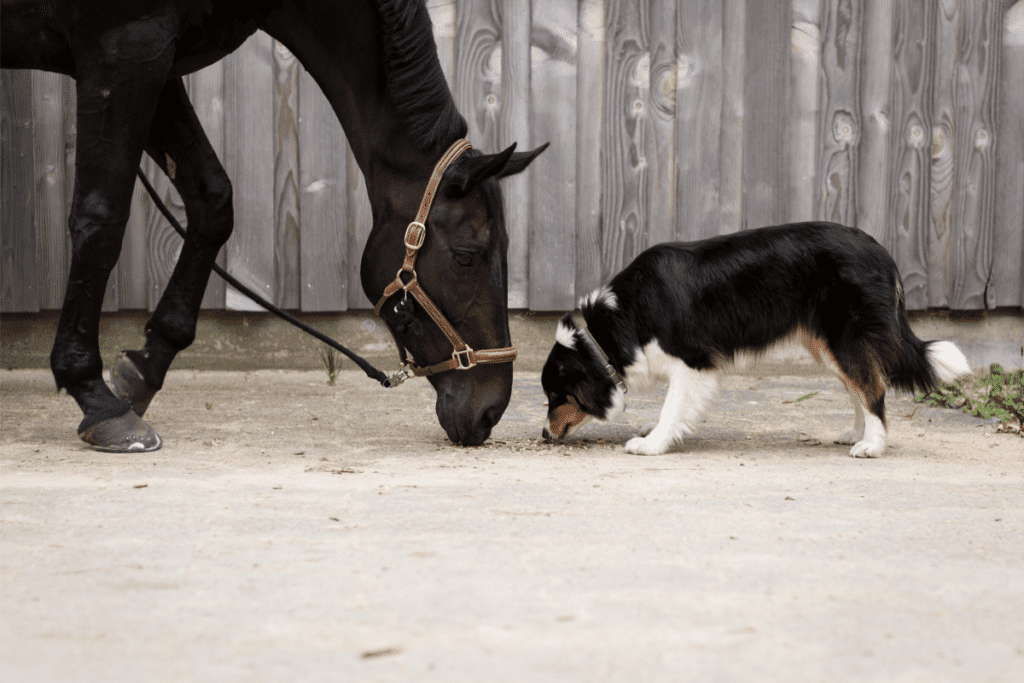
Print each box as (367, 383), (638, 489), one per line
(140, 154), (184, 312)
(719, 0), (747, 235)
(188, 62), (227, 309)
(1, 69), (38, 313)
(31, 72), (71, 310)
(646, 0), (676, 247)
(427, 0), (457, 85)
(993, 0), (1024, 308)
(501, 0), (531, 308)
(857, 0), (894, 246)
(223, 31), (275, 310)
(676, 0), (723, 241)
(788, 0), (820, 224)
(528, 0), (576, 311)
(950, 0), (1002, 310)
(273, 40), (301, 310)
(927, 0), (960, 307)
(888, 0), (935, 310)
(454, 0), (502, 154)
(299, 66), (349, 311)
(600, 0), (651, 279)
(120, 172), (150, 310)
(817, 0), (862, 226)
(742, 0), (792, 231)
(346, 147), (374, 310)
(575, 0), (605, 298)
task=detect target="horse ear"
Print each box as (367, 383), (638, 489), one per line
(450, 142), (549, 196)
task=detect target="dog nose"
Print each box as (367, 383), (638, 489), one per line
(542, 427), (552, 441)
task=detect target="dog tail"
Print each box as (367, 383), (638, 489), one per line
(884, 281), (972, 394)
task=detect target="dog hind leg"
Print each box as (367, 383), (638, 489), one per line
(625, 362), (719, 455)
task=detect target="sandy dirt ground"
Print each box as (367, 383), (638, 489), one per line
(1, 366), (1022, 682)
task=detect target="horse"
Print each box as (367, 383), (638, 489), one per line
(0, 0), (546, 451)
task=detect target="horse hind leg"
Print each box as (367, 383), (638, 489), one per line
(112, 78), (234, 416)
(51, 39), (174, 452)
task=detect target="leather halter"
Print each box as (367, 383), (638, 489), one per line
(374, 139), (517, 387)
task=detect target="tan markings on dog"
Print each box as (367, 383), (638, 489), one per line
(799, 330), (868, 405)
(549, 402), (588, 438)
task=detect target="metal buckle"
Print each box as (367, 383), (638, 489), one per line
(404, 221), (426, 250)
(384, 365), (414, 389)
(452, 347), (475, 370)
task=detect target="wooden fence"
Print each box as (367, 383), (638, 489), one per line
(2, 0), (1023, 315)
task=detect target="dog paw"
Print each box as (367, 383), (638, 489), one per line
(849, 439), (885, 458)
(625, 435), (671, 455)
(836, 428), (863, 445)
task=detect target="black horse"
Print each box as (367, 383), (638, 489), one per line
(1, 0), (545, 451)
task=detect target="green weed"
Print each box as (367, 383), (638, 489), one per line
(317, 343), (341, 386)
(915, 364), (1024, 435)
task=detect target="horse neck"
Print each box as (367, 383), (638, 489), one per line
(260, 0), (459, 203)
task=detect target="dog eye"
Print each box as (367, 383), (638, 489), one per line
(453, 251), (473, 267)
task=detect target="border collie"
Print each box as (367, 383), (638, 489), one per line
(541, 222), (971, 457)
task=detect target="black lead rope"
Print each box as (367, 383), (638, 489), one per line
(135, 168), (391, 387)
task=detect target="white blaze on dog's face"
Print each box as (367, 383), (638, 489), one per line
(541, 313), (624, 441)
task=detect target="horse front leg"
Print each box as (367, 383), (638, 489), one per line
(52, 32), (175, 452)
(110, 78), (234, 417)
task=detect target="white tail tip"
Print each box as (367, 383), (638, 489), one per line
(926, 341), (971, 384)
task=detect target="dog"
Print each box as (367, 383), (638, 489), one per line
(540, 222), (971, 457)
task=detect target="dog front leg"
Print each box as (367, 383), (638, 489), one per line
(625, 365), (719, 455)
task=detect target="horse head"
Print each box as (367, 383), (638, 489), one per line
(362, 142), (546, 446)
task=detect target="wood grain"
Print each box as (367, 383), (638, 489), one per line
(501, 0), (531, 309)
(223, 31), (275, 311)
(817, 0), (862, 227)
(140, 155), (184, 312)
(718, 0), (746, 235)
(992, 0), (1024, 308)
(575, 0), (605, 298)
(857, 0), (894, 247)
(950, 0), (1002, 310)
(299, 65), (349, 311)
(454, 0), (502, 153)
(346, 146), (374, 310)
(1, 69), (38, 313)
(646, 0), (676, 247)
(273, 40), (301, 310)
(789, 0), (820, 224)
(528, 0), (576, 311)
(31, 72), (71, 310)
(427, 0), (457, 84)
(888, 0), (935, 310)
(188, 62), (227, 309)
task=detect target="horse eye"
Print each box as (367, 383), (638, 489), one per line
(453, 251), (473, 267)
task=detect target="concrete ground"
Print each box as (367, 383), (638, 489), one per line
(1, 364), (1022, 682)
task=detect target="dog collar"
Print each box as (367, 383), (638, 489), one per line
(571, 313), (628, 394)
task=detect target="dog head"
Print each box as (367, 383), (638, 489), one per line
(541, 312), (626, 441)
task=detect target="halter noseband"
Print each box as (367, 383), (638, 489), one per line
(374, 139), (517, 388)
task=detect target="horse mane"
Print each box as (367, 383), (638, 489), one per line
(376, 0), (468, 158)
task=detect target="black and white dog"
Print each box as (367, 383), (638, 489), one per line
(541, 222), (971, 457)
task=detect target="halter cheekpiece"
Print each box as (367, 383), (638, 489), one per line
(375, 139), (517, 387)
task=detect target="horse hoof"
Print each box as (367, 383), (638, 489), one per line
(79, 410), (162, 453)
(110, 352), (157, 416)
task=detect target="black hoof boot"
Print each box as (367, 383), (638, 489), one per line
(79, 410), (163, 453)
(110, 352), (158, 417)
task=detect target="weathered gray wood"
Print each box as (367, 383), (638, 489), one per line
(788, 0), (820, 224)
(1, 69), (38, 313)
(120, 174), (150, 310)
(718, 0), (746, 235)
(223, 31), (275, 311)
(187, 62), (227, 309)
(575, 0), (605, 298)
(950, 0), (1002, 310)
(298, 66), (349, 312)
(528, 0), (576, 311)
(346, 147), (374, 310)
(993, 0), (1024, 308)
(888, 0), (935, 310)
(140, 155), (185, 312)
(742, 0), (792, 231)
(646, 0), (676, 246)
(676, 0), (723, 240)
(273, 40), (301, 310)
(454, 0), (502, 154)
(817, 0), (862, 227)
(600, 0), (651, 278)
(926, 0), (959, 308)
(501, 0), (531, 309)
(427, 0), (457, 84)
(857, 0), (894, 247)
(31, 72), (71, 310)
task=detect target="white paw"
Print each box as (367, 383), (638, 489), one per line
(625, 434), (672, 455)
(849, 439), (885, 458)
(836, 428), (863, 445)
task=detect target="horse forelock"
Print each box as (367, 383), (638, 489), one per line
(376, 0), (468, 158)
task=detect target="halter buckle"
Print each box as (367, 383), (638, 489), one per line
(404, 221), (426, 250)
(452, 347), (475, 370)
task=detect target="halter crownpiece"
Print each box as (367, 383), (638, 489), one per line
(571, 312), (627, 394)
(375, 139), (518, 388)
